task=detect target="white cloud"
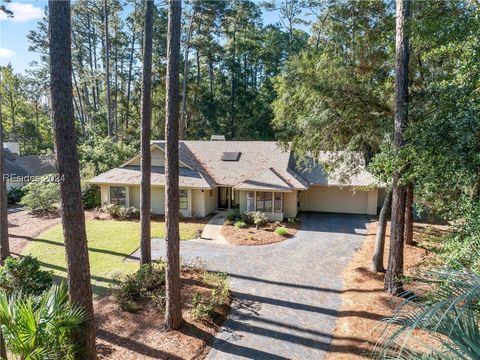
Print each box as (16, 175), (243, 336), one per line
(0, 2), (43, 23)
(0, 48), (15, 58)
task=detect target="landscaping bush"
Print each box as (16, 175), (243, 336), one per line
(242, 211), (268, 228)
(235, 220), (247, 229)
(287, 217), (299, 223)
(275, 227), (288, 236)
(225, 208), (241, 222)
(0, 282), (86, 359)
(252, 211), (268, 228)
(0, 256), (53, 296)
(223, 219), (234, 226)
(20, 176), (60, 213)
(102, 204), (140, 220)
(7, 187), (25, 204)
(82, 183), (101, 209)
(113, 261), (166, 312)
(241, 211), (255, 224)
(192, 272), (230, 321)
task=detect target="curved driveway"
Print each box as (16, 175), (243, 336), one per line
(147, 212), (371, 359)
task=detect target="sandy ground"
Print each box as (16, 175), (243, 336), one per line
(7, 210), (63, 256)
(222, 221), (300, 246)
(325, 222), (447, 359)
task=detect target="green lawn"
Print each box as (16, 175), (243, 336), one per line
(22, 219), (206, 297)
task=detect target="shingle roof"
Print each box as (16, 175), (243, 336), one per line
(234, 168), (293, 191)
(89, 165), (215, 189)
(153, 141), (308, 190)
(89, 141), (382, 190)
(3, 149), (56, 177)
(293, 151), (382, 187)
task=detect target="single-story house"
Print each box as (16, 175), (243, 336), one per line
(90, 140), (386, 220)
(3, 144), (56, 190)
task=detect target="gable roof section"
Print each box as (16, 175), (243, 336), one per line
(161, 141), (308, 190)
(234, 168), (293, 191)
(89, 165), (215, 189)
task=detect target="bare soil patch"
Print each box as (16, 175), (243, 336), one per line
(7, 210), (101, 256)
(95, 269), (231, 360)
(7, 210), (62, 255)
(325, 221), (449, 359)
(222, 221), (300, 246)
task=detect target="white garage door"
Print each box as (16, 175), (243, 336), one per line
(301, 186), (370, 214)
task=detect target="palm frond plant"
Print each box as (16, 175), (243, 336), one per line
(0, 282), (87, 360)
(375, 268), (480, 359)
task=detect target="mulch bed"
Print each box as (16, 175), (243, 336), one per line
(222, 221), (301, 246)
(95, 269), (231, 360)
(325, 222), (449, 359)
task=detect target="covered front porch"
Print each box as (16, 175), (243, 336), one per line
(217, 186), (299, 221)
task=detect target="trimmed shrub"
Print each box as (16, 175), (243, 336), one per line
(275, 227), (288, 236)
(225, 209), (241, 222)
(241, 211), (254, 224)
(235, 220), (247, 229)
(102, 204), (140, 220)
(7, 188), (25, 204)
(0, 256), (53, 296)
(20, 176), (60, 213)
(242, 211), (268, 228)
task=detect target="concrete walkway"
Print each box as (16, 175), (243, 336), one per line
(201, 211), (229, 244)
(141, 213), (372, 359)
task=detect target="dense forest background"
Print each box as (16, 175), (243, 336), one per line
(1, 0), (480, 224)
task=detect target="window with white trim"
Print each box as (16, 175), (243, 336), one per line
(180, 190), (188, 210)
(256, 192), (272, 212)
(247, 192), (255, 211)
(274, 193), (283, 213)
(110, 186), (126, 206)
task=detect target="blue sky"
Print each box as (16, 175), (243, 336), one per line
(0, 1), (307, 74)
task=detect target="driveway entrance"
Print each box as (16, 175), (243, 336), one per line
(144, 212), (372, 359)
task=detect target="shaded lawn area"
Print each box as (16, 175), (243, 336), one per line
(22, 219), (207, 297)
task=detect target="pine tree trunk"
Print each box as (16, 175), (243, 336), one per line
(372, 190), (392, 273)
(125, 7), (137, 131)
(48, 2), (97, 358)
(104, 0), (113, 139)
(385, 0), (410, 295)
(229, 21), (237, 139)
(164, 0), (183, 331)
(140, 0), (154, 265)
(404, 182), (414, 245)
(180, 9), (196, 140)
(0, 77), (9, 264)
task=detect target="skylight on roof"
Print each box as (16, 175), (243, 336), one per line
(222, 152), (241, 161)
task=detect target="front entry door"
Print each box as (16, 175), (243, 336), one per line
(218, 187), (230, 209)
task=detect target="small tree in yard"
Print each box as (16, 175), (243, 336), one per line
(20, 176), (60, 213)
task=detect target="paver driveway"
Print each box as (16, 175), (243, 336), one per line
(141, 212), (371, 359)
